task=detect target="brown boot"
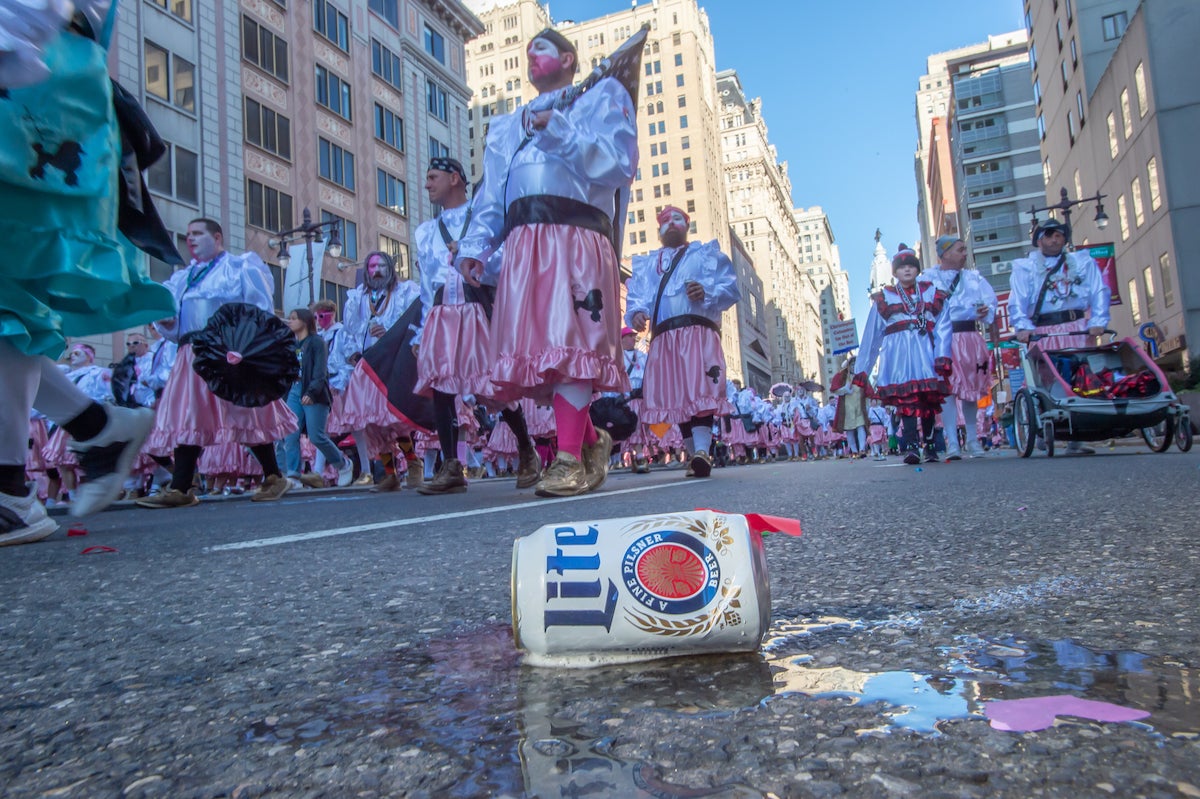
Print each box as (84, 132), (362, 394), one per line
(515, 446), (542, 489)
(252, 474), (292, 502)
(534, 453), (588, 497)
(405, 468), (423, 489)
(580, 429), (612, 491)
(417, 458), (467, 495)
(371, 473), (402, 492)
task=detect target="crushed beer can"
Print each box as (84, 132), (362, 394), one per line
(511, 509), (799, 667)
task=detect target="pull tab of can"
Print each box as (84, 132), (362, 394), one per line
(696, 509), (801, 537)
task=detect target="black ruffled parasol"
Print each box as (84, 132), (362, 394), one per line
(190, 303), (298, 407)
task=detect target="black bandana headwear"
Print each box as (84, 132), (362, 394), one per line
(532, 27), (577, 59)
(1032, 218), (1070, 248)
(429, 157), (466, 183)
(891, 244), (921, 273)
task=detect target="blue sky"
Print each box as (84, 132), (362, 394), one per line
(544, 0), (1025, 323)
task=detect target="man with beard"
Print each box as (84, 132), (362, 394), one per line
(333, 251), (422, 490)
(626, 206), (739, 478)
(1008, 219), (1109, 455)
(137, 218), (297, 508)
(927, 236), (998, 460)
(412, 157), (540, 495)
(456, 28), (638, 497)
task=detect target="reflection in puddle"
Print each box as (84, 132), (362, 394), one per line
(239, 619), (1198, 796)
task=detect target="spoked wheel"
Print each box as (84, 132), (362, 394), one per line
(1140, 416), (1176, 453)
(1176, 416), (1194, 452)
(1014, 389), (1038, 458)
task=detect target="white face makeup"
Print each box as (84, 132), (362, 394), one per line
(185, 223), (220, 262)
(528, 37), (564, 82)
(68, 347), (91, 367)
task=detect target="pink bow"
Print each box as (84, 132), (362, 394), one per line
(226, 351), (243, 365)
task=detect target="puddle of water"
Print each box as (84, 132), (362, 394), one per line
(239, 619), (1198, 796)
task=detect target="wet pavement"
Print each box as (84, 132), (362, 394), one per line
(1, 448), (1199, 797)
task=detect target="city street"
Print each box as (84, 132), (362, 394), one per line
(2, 447), (1198, 798)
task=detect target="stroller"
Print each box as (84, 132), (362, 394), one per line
(1012, 330), (1192, 456)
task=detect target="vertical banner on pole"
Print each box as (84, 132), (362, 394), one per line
(283, 241), (325, 312)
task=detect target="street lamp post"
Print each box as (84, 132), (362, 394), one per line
(1027, 186), (1110, 246)
(269, 207), (343, 306)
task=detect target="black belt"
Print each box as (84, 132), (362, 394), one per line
(1034, 309), (1086, 326)
(951, 321), (979, 333)
(883, 319), (934, 336)
(433, 282), (496, 322)
(502, 195), (612, 243)
(652, 314), (721, 337)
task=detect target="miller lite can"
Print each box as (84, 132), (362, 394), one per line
(511, 510), (772, 667)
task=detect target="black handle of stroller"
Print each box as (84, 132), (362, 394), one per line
(1026, 328), (1119, 343)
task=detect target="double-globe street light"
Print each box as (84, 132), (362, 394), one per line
(269, 207), (343, 306)
(1027, 186), (1110, 246)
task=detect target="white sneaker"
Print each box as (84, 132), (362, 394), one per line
(336, 458), (354, 488)
(0, 485), (59, 546)
(68, 406), (155, 518)
(967, 442), (986, 458)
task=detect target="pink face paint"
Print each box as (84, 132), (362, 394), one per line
(528, 38), (562, 81)
(658, 210), (688, 238)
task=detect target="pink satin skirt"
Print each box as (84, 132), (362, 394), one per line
(795, 418), (815, 437)
(42, 427), (78, 469)
(415, 303), (495, 398)
(25, 418), (49, 473)
(198, 443), (262, 476)
(869, 424), (887, 445)
(640, 325), (730, 424)
(1034, 318), (1089, 350)
(949, 331), (994, 402)
(490, 225), (628, 403)
(483, 420), (518, 458)
(151, 345), (296, 448)
(523, 398), (556, 438)
(335, 360), (416, 455)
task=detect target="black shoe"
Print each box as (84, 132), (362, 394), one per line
(923, 446), (939, 463)
(903, 449), (921, 465)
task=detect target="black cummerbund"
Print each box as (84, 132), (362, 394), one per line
(1034, 309), (1085, 326)
(652, 314), (721, 337)
(502, 195), (612, 242)
(951, 320), (979, 333)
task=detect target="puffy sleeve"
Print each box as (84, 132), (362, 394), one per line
(977, 273), (998, 326)
(855, 293), (886, 379)
(1008, 259), (1036, 332)
(457, 116), (518, 264)
(700, 242), (740, 314)
(533, 79), (639, 191)
(237, 252), (275, 314)
(931, 288), (953, 361)
(624, 254), (655, 325)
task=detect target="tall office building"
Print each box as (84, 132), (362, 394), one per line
(728, 231), (773, 393)
(945, 32), (1044, 292)
(718, 70), (820, 385)
(794, 207), (851, 388)
(1027, 0), (1199, 367)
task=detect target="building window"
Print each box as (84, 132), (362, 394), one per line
(424, 24), (445, 64)
(315, 65), (352, 120)
(1060, 59), (1069, 90)
(144, 41), (194, 112)
(677, 95), (686, 108)
(1070, 37), (1077, 68)
(378, 235), (410, 277)
(1147, 157), (1161, 210)
(242, 16), (289, 83)
(371, 39), (402, 91)
(317, 137), (355, 190)
(426, 79), (449, 122)
(686, 199), (695, 213)
(1029, 42), (1037, 72)
(1118, 194), (1129, 241)
(682, 157), (692, 171)
(244, 97), (291, 159)
(1076, 90), (1085, 126)
(1143, 266), (1156, 317)
(1134, 62), (1148, 118)
(1073, 169), (1082, 203)
(374, 104), (404, 151)
(1101, 12), (1128, 41)
(675, 74), (684, 87)
(679, 115), (688, 129)
(149, 0), (192, 24)
(674, 53), (682, 66)
(1037, 113), (1045, 141)
(1160, 253), (1175, 307)
(247, 179), (293, 231)
(1067, 109), (1076, 143)
(429, 136), (449, 159)
(1127, 279), (1140, 324)
(1131, 178), (1144, 226)
(1106, 112), (1118, 158)
(681, 135), (690, 150)
(377, 168), (406, 215)
(684, 178), (693, 191)
(313, 0), (349, 51)
(319, 211), (357, 262)
(368, 0), (398, 28)
(1120, 88), (1132, 138)
(1033, 79), (1042, 106)
(146, 143), (198, 205)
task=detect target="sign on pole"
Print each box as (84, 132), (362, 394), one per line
(828, 319), (859, 355)
(283, 240), (326, 312)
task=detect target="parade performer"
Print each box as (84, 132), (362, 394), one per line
(626, 206), (739, 477)
(927, 236), (998, 460)
(855, 245), (952, 465)
(41, 344), (112, 505)
(617, 326), (652, 473)
(867, 398), (890, 460)
(830, 355), (869, 458)
(456, 27), (639, 497)
(1, 0), (181, 542)
(1008, 219), (1110, 454)
(136, 218), (296, 507)
(333, 250), (423, 490)
(412, 157), (539, 495)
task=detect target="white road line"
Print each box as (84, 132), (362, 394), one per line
(205, 480), (705, 552)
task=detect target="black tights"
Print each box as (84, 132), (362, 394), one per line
(433, 391), (459, 462)
(169, 443), (280, 492)
(500, 405), (533, 452)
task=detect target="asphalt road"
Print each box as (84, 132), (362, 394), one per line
(2, 445), (1198, 798)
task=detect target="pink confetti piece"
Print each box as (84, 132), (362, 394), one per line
(985, 695), (1150, 732)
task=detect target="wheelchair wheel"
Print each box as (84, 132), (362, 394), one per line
(1141, 417), (1175, 453)
(1013, 389), (1038, 458)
